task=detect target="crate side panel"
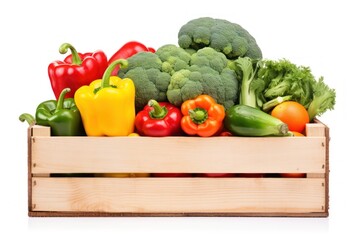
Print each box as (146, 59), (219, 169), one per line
(31, 178), (325, 214)
(31, 136), (326, 174)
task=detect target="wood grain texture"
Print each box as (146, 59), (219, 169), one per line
(31, 125), (50, 137)
(28, 123), (329, 217)
(306, 123), (325, 137)
(31, 178), (325, 214)
(31, 136), (326, 174)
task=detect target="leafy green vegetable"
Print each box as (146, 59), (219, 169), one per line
(232, 57), (336, 120)
(307, 77), (336, 120)
(260, 59), (315, 109)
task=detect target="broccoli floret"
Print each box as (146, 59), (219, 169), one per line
(121, 51), (162, 70)
(167, 48), (238, 109)
(156, 44), (192, 75)
(307, 77), (336, 121)
(221, 68), (240, 108)
(118, 52), (171, 111)
(184, 48), (197, 56)
(167, 69), (204, 106)
(178, 18), (212, 48)
(178, 17), (262, 59)
(190, 47), (228, 73)
(190, 65), (226, 102)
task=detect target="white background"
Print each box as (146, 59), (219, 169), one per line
(0, 0), (358, 239)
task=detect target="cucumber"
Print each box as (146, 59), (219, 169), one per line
(224, 105), (289, 136)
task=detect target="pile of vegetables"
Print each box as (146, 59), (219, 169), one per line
(20, 17), (336, 139)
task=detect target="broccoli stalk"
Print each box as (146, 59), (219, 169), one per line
(234, 57), (260, 108)
(307, 77), (336, 121)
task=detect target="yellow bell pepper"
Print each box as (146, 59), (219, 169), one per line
(74, 59), (135, 136)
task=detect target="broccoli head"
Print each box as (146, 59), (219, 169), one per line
(117, 51), (171, 111)
(178, 17), (262, 59)
(167, 47), (239, 109)
(190, 46), (228, 73)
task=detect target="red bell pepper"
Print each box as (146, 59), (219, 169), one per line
(135, 100), (182, 137)
(108, 41), (156, 75)
(48, 43), (108, 99)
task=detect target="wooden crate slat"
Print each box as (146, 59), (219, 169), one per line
(31, 136), (326, 174)
(31, 177), (326, 214)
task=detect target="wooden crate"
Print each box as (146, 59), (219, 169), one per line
(27, 121), (329, 217)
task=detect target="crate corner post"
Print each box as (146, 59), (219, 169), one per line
(28, 125), (51, 216)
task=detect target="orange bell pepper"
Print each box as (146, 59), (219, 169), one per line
(180, 95), (225, 137)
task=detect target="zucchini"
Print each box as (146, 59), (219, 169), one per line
(224, 104), (289, 136)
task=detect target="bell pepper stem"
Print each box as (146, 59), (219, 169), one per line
(101, 59), (129, 89)
(188, 108), (208, 124)
(56, 88), (71, 112)
(19, 113), (36, 126)
(59, 43), (82, 65)
(148, 100), (168, 119)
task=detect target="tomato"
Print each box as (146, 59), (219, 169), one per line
(197, 173), (236, 178)
(280, 173), (306, 178)
(271, 101), (309, 133)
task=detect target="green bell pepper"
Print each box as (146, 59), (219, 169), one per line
(19, 88), (85, 136)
